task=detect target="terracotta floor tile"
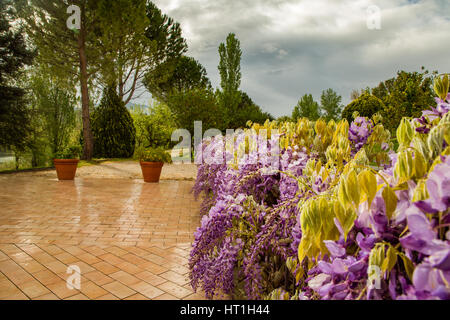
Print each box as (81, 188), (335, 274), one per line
(98, 253), (125, 266)
(77, 252), (101, 265)
(145, 247), (168, 257)
(109, 270), (141, 286)
(53, 252), (79, 264)
(183, 292), (209, 300)
(18, 260), (46, 274)
(0, 251), (9, 262)
(32, 269), (61, 285)
(102, 281), (136, 299)
(3, 291), (30, 300)
(92, 261), (120, 275)
(160, 270), (190, 286)
(134, 271), (167, 286)
(17, 279), (51, 298)
(168, 264), (190, 275)
(33, 293), (60, 300)
(153, 293), (178, 300)
(61, 246), (87, 256)
(43, 260), (68, 274)
(157, 281), (193, 299)
(47, 280), (80, 299)
(79, 280), (109, 299)
(40, 245), (65, 256)
(31, 253), (56, 264)
(124, 246), (151, 257)
(82, 246), (108, 257)
(143, 253), (169, 266)
(129, 281), (164, 299)
(83, 271), (114, 286)
(0, 279), (24, 299)
(65, 293), (89, 300)
(121, 253), (149, 265)
(139, 261), (168, 275)
(71, 261), (95, 274)
(124, 293), (150, 300)
(0, 244), (22, 255)
(0, 177), (203, 300)
(114, 261), (143, 274)
(104, 246), (129, 257)
(166, 255), (189, 265)
(9, 252), (33, 263)
(0, 261), (35, 285)
(95, 293), (119, 300)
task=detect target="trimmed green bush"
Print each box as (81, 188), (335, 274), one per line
(54, 145), (82, 159)
(137, 147), (172, 163)
(341, 92), (385, 123)
(91, 85), (136, 158)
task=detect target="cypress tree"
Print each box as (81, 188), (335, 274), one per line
(91, 85), (136, 158)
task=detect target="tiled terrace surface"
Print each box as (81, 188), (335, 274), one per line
(0, 175), (206, 300)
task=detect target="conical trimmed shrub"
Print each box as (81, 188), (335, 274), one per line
(91, 85), (136, 158)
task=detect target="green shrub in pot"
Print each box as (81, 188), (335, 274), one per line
(138, 147), (172, 163)
(54, 145), (82, 159)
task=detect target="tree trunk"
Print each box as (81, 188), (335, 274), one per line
(78, 6), (93, 160)
(15, 154), (19, 171)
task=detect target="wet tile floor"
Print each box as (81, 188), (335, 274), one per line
(0, 176), (205, 300)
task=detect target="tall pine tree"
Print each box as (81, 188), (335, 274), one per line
(18, 0), (101, 160)
(0, 0), (34, 150)
(95, 0), (188, 104)
(144, 55), (211, 103)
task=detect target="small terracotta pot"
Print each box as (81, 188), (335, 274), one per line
(53, 159), (79, 180)
(140, 161), (164, 183)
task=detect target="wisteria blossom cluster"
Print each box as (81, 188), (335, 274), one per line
(190, 81), (450, 300)
(348, 116), (373, 155)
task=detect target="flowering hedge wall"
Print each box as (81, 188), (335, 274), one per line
(190, 81), (450, 300)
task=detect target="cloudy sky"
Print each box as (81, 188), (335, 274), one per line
(147, 0), (450, 117)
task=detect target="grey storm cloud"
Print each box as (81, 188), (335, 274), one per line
(145, 0), (450, 117)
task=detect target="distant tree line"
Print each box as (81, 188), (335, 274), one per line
(284, 67), (437, 135)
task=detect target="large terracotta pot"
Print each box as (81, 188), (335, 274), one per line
(140, 161), (164, 183)
(53, 159), (79, 180)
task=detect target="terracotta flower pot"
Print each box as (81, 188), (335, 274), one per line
(53, 159), (79, 180)
(140, 161), (164, 183)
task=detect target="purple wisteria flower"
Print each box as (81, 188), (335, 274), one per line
(190, 101), (450, 300)
(348, 117), (374, 154)
(415, 155), (450, 213)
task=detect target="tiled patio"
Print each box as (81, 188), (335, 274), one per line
(0, 175), (205, 300)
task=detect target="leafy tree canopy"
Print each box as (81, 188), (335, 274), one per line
(228, 91), (273, 129)
(30, 70), (76, 157)
(321, 88), (343, 121)
(372, 68), (435, 132)
(144, 55), (211, 103)
(292, 94), (320, 121)
(168, 88), (222, 136)
(341, 92), (385, 123)
(95, 0), (188, 104)
(0, 0), (35, 150)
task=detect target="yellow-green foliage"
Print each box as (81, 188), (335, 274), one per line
(292, 107), (450, 282)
